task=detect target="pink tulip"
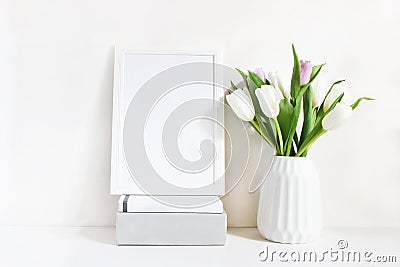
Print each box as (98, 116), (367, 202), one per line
(300, 60), (312, 86)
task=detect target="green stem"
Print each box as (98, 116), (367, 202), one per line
(273, 118), (284, 155)
(295, 129), (327, 157)
(284, 102), (301, 156)
(249, 119), (274, 148)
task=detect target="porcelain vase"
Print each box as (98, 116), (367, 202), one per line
(257, 156), (322, 243)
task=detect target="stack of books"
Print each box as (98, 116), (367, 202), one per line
(116, 195), (227, 245)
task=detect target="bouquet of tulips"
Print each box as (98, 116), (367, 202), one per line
(226, 45), (373, 157)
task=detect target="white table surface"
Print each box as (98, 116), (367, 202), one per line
(0, 226), (399, 267)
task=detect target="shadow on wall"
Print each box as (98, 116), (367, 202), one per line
(222, 104), (274, 228)
(74, 45), (119, 226)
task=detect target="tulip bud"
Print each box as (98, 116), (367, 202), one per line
(226, 88), (255, 121)
(300, 60), (312, 86)
(323, 84), (352, 112)
(252, 67), (266, 83)
(311, 78), (328, 108)
(268, 71), (291, 99)
(322, 103), (352, 130)
(255, 85), (282, 118)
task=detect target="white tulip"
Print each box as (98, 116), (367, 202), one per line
(311, 78), (328, 108)
(226, 88), (255, 121)
(268, 72), (290, 99)
(255, 85), (282, 118)
(323, 84), (352, 112)
(322, 103), (352, 130)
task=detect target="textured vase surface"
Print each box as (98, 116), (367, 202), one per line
(257, 156), (321, 243)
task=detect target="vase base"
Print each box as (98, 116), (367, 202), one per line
(258, 228), (321, 244)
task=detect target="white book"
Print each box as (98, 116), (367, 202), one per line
(116, 211), (227, 245)
(118, 195), (223, 213)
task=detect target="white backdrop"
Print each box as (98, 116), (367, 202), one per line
(0, 0), (399, 227)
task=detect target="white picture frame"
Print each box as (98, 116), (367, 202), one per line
(110, 47), (224, 196)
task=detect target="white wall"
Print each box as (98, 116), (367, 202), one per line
(1, 0), (399, 227)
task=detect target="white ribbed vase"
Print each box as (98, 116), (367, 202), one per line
(257, 156), (321, 244)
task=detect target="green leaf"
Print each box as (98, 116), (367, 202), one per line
(351, 97), (375, 110)
(295, 122), (326, 157)
(248, 71), (265, 88)
(282, 44), (303, 156)
(283, 80), (312, 156)
(230, 81), (238, 90)
(265, 117), (277, 148)
(299, 85), (315, 155)
(277, 98), (294, 147)
(249, 119), (274, 148)
(296, 84), (344, 157)
(315, 79), (346, 120)
(283, 101), (301, 156)
(290, 44), (301, 101)
(235, 68), (249, 88)
(293, 131), (299, 147)
(254, 115), (275, 147)
(325, 93), (344, 115)
(255, 115), (268, 137)
(256, 114), (277, 149)
(319, 80), (345, 110)
(311, 64), (325, 78)
(297, 81), (310, 99)
(315, 93), (344, 127)
(247, 78), (262, 114)
(290, 141), (297, 156)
